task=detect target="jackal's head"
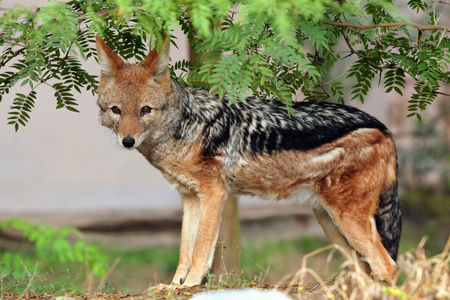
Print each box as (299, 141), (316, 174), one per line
(95, 35), (176, 149)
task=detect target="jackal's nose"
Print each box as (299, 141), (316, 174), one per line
(122, 137), (135, 148)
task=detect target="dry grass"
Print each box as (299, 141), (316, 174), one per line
(280, 236), (450, 299)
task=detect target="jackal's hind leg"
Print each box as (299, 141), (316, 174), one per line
(313, 206), (371, 275)
(323, 205), (397, 285)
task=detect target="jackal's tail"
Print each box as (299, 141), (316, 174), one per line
(375, 181), (402, 261)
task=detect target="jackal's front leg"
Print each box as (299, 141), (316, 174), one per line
(172, 192), (201, 285)
(181, 188), (227, 287)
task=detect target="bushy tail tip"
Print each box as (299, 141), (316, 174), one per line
(375, 181), (402, 261)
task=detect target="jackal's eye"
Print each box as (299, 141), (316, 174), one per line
(111, 106), (121, 115)
(140, 106), (152, 116)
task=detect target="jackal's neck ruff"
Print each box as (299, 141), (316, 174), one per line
(95, 35), (401, 286)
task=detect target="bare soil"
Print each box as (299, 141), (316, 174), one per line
(0, 280), (339, 300)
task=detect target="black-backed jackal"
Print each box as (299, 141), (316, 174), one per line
(95, 35), (401, 287)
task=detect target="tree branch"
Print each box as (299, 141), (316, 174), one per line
(0, 47), (26, 68)
(325, 22), (450, 32)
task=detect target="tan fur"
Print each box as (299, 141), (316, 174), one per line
(95, 35), (399, 287)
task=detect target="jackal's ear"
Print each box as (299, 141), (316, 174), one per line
(95, 35), (124, 78)
(143, 34), (170, 80)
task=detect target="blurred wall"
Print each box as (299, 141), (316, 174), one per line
(0, 1), (447, 225)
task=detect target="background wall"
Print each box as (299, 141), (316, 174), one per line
(0, 1), (447, 246)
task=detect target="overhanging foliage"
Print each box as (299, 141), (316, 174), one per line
(0, 0), (449, 130)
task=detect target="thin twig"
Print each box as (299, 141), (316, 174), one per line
(95, 257), (121, 291)
(438, 30), (447, 46)
(18, 261), (38, 299)
(418, 29), (423, 52)
(56, 42), (74, 71)
(435, 91), (450, 97)
(0, 47), (26, 68)
(341, 29), (382, 71)
(373, 23), (405, 41)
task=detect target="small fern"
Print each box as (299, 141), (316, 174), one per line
(0, 219), (109, 278)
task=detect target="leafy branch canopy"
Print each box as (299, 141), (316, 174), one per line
(0, 0), (449, 130)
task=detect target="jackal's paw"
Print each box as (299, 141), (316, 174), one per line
(147, 283), (179, 293)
